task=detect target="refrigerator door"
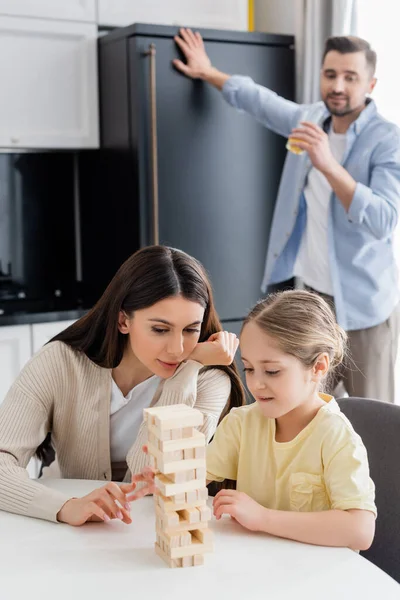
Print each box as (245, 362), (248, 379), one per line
(130, 34), (294, 321)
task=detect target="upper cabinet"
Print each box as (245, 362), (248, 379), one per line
(97, 0), (248, 30)
(0, 16), (99, 149)
(0, 0), (96, 22)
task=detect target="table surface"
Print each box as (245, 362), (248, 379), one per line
(0, 479), (398, 600)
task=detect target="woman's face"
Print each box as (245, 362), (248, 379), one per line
(119, 295), (205, 378)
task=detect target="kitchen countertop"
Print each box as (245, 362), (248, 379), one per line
(0, 309), (87, 327)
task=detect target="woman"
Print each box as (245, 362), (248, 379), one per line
(0, 246), (244, 526)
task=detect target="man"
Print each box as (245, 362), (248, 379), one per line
(173, 29), (400, 402)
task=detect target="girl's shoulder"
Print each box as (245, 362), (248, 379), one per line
(318, 399), (363, 447)
(220, 401), (263, 427)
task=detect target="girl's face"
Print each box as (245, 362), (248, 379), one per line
(118, 295), (205, 378)
(240, 321), (323, 418)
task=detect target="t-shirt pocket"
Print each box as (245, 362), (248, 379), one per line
(290, 472), (329, 512)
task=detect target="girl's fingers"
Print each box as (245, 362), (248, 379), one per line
(214, 503), (234, 520)
(214, 488), (238, 500)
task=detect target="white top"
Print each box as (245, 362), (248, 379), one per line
(1, 479), (398, 600)
(294, 128), (347, 295)
(110, 376), (161, 463)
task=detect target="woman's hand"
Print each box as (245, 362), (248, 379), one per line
(173, 28), (212, 79)
(213, 489), (268, 532)
(189, 331), (239, 366)
(129, 464), (157, 499)
(57, 481), (136, 527)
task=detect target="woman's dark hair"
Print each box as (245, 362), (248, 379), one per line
(36, 246), (245, 464)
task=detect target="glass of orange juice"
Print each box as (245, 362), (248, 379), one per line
(286, 109), (311, 155)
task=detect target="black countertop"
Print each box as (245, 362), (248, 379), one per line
(0, 309), (87, 327)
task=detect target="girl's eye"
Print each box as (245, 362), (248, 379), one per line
(152, 327), (169, 334)
(243, 368), (253, 373)
(185, 328), (200, 334)
(266, 370), (280, 376)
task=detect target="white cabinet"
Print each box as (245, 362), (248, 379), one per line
(31, 320), (76, 354)
(0, 16), (99, 149)
(0, 325), (31, 407)
(98, 0), (248, 30)
(0, 0), (96, 23)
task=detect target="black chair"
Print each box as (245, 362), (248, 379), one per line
(337, 397), (400, 582)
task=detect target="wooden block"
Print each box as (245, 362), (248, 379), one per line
(145, 405), (203, 431)
(155, 543), (182, 568)
(164, 518), (209, 535)
(185, 490), (198, 504)
(197, 488), (208, 502)
(184, 448), (195, 460)
(157, 492), (207, 513)
(193, 554), (204, 566)
(155, 473), (205, 497)
(198, 505), (212, 522)
(171, 428), (183, 440)
(148, 431), (158, 447)
(195, 467), (206, 480)
(183, 427), (194, 438)
(179, 531), (192, 546)
(160, 457), (204, 475)
(192, 528), (213, 545)
(170, 538), (213, 559)
(181, 555), (193, 567)
(179, 508), (200, 524)
(162, 511), (179, 528)
(172, 492), (186, 505)
(195, 446), (206, 459)
(159, 429), (205, 452)
(147, 440), (204, 474)
(156, 506), (209, 534)
(170, 469), (196, 484)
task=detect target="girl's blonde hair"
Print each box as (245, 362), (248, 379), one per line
(243, 290), (347, 376)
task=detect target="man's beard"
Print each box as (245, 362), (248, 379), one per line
(323, 95), (353, 117)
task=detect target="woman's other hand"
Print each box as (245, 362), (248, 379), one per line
(190, 331), (239, 366)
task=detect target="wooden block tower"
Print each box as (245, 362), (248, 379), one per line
(143, 404), (213, 568)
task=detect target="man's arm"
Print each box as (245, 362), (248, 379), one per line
(173, 27), (230, 89)
(173, 28), (302, 138)
(290, 122), (400, 238)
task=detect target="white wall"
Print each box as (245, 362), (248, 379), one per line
(254, 0), (299, 35)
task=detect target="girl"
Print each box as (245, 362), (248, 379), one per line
(136, 290), (376, 550)
(0, 245), (244, 526)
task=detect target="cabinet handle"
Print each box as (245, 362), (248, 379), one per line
(144, 43), (159, 245)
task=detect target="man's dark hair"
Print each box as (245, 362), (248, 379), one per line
(322, 36), (377, 75)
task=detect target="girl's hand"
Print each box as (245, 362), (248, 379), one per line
(190, 331), (239, 366)
(213, 489), (268, 532)
(57, 481), (136, 527)
(173, 28), (212, 79)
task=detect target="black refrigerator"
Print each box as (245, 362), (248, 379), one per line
(80, 24), (294, 341)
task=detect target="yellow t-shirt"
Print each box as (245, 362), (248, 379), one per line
(206, 395), (377, 515)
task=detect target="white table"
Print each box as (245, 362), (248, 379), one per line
(0, 479), (398, 600)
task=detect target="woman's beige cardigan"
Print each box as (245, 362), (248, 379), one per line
(0, 342), (231, 522)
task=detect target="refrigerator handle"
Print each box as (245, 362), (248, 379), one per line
(144, 43), (160, 245)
